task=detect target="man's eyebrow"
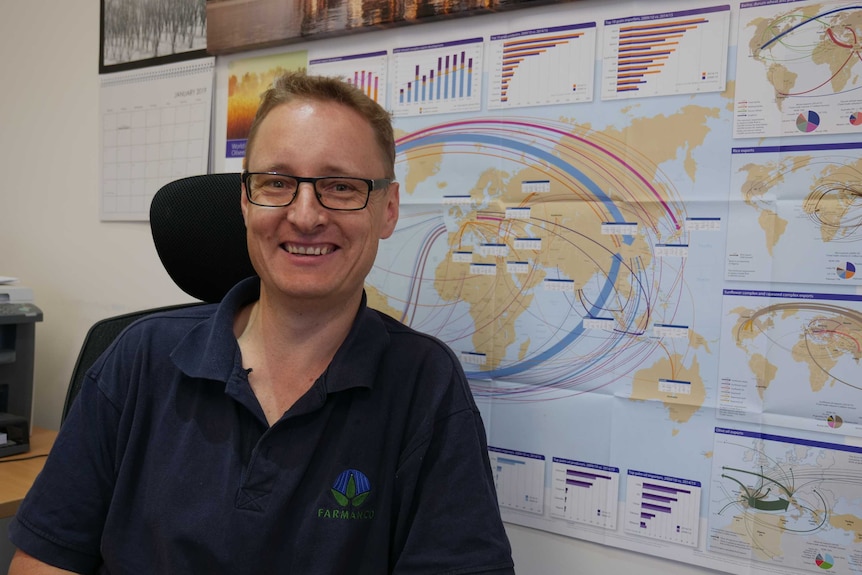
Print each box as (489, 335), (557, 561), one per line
(251, 163), (293, 173)
(255, 164), (362, 176)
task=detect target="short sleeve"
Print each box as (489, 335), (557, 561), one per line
(9, 347), (126, 574)
(390, 358), (514, 574)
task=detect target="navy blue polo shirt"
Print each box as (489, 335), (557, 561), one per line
(9, 278), (513, 574)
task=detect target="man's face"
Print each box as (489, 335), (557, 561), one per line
(241, 99), (399, 309)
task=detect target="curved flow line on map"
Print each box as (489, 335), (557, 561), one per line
(737, 302), (862, 392)
(392, 119), (687, 391)
(740, 155), (862, 244)
(805, 180), (862, 241)
(715, 443), (833, 547)
(402, 133), (632, 380)
(756, 5), (862, 98)
(400, 119), (681, 231)
(398, 215), (449, 327)
(759, 6), (861, 51)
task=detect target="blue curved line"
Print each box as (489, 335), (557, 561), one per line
(396, 131), (637, 378)
(760, 6), (862, 51)
(465, 256), (623, 379)
(398, 132), (629, 229)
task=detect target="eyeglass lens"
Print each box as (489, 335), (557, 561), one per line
(247, 174), (371, 210)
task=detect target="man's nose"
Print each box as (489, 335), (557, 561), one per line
(286, 181), (326, 226)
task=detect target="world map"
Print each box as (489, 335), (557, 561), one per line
(365, 84), (733, 566)
(369, 103), (725, 416)
(719, 288), (862, 438)
(726, 142), (862, 285)
(735, 1), (862, 137)
(709, 427), (862, 574)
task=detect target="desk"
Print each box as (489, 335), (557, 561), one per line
(0, 427), (57, 518)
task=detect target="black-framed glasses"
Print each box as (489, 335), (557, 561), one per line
(242, 171), (393, 211)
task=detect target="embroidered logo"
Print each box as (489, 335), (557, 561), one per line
(331, 468), (371, 507)
(317, 469), (375, 520)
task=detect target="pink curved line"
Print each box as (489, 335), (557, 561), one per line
(397, 118), (680, 229)
(812, 328), (861, 353)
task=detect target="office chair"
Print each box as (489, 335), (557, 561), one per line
(61, 173), (256, 424)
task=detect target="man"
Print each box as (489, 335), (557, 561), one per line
(8, 72), (514, 574)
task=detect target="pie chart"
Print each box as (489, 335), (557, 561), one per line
(815, 552), (834, 569)
(837, 262), (856, 280)
(851, 112), (862, 126)
(827, 415), (843, 429)
(796, 110), (820, 133)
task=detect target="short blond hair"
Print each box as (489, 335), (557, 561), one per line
(244, 70), (396, 177)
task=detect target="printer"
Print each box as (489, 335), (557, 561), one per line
(0, 283), (42, 457)
(0, 412), (29, 457)
(0, 284), (34, 303)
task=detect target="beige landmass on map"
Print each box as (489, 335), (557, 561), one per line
(399, 138), (444, 197)
(829, 513), (862, 543)
(366, 284), (402, 321)
(726, 507), (862, 562)
(792, 309), (862, 391)
(810, 10), (862, 93)
(748, 5), (861, 107)
(792, 324), (842, 394)
(423, 105), (720, 371)
(732, 303), (862, 395)
(731, 307), (778, 399)
(737, 153), (862, 253)
(728, 511), (785, 561)
(738, 156), (812, 256)
(801, 158), (862, 242)
(629, 355), (706, 424)
(374, 106), (722, 417)
(748, 353), (778, 400)
(748, 11), (800, 110)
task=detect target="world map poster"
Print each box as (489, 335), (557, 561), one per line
(215, 1), (862, 573)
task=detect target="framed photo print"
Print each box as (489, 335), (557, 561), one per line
(207, 0), (572, 55)
(100, 0), (209, 73)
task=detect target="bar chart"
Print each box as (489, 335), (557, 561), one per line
(601, 5), (729, 100)
(308, 51), (388, 106)
(488, 446), (546, 515)
(391, 38), (483, 116)
(624, 469), (701, 546)
(550, 458), (619, 529)
(488, 23), (596, 110)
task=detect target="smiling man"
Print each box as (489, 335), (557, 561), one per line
(8, 72), (514, 575)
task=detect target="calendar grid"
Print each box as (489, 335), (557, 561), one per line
(100, 58), (214, 221)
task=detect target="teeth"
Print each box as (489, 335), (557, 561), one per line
(286, 244), (332, 255)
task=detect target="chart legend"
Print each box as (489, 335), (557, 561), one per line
(601, 5), (729, 100)
(624, 470), (701, 546)
(550, 458), (619, 529)
(488, 22), (596, 109)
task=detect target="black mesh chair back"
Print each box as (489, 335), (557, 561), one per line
(61, 173), (256, 423)
(150, 172), (256, 303)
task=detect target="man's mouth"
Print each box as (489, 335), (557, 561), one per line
(283, 243), (334, 256)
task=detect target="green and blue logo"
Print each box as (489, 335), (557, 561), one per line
(318, 469), (375, 520)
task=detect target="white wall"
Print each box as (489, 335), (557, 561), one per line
(0, 0), (196, 429)
(0, 1), (722, 573)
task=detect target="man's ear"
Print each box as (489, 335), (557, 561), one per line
(240, 161), (249, 224)
(380, 182), (400, 239)
(240, 177), (250, 224)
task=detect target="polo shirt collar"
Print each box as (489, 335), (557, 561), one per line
(171, 276), (391, 395)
